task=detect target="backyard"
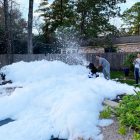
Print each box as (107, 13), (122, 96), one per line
(1, 0), (140, 139)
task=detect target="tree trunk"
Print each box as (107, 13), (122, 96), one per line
(4, 0), (12, 64)
(28, 0), (34, 54)
(80, 11), (86, 35)
(60, 0), (63, 24)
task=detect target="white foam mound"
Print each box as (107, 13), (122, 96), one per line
(0, 60), (135, 140)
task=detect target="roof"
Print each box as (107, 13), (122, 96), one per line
(80, 35), (140, 47)
(114, 36), (140, 44)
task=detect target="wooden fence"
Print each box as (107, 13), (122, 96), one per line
(0, 53), (130, 70)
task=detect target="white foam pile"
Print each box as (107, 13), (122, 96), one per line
(0, 60), (135, 140)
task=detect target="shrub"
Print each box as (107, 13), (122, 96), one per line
(115, 91), (140, 134)
(118, 125), (127, 135)
(100, 106), (112, 119)
(123, 53), (137, 71)
(133, 131), (140, 140)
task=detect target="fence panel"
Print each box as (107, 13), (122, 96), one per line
(0, 53), (132, 70)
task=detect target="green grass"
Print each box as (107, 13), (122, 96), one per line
(119, 79), (135, 85)
(111, 71), (124, 79)
(111, 71), (139, 86)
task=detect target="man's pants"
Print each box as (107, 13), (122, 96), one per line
(103, 66), (110, 80)
(134, 67), (139, 84)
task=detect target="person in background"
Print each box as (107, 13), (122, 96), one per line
(133, 53), (140, 84)
(96, 55), (110, 80)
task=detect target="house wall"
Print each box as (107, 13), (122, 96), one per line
(60, 47), (104, 54)
(116, 43), (140, 52)
(78, 47), (104, 53)
(60, 36), (140, 54)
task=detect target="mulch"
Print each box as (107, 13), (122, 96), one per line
(100, 118), (133, 140)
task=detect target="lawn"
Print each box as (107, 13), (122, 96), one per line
(111, 70), (138, 86)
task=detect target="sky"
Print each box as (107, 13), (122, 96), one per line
(110, 0), (140, 27)
(16, 0), (140, 33)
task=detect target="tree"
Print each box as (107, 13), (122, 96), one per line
(38, 0), (126, 38)
(0, 1), (27, 54)
(38, 0), (75, 38)
(0, 4), (6, 53)
(4, 0), (11, 54)
(121, 2), (140, 35)
(3, 0), (14, 64)
(28, 0), (34, 54)
(75, 0), (124, 37)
